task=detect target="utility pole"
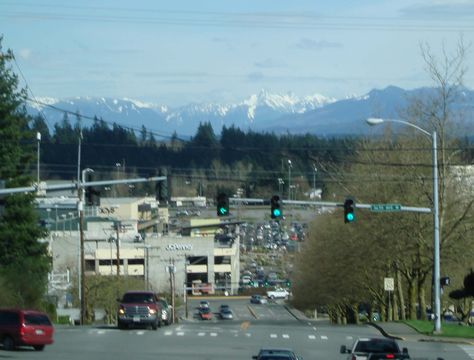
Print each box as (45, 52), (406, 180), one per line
(184, 255), (188, 319)
(79, 168), (93, 325)
(115, 221), (121, 277)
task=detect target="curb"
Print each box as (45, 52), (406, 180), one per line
(283, 305), (309, 322)
(368, 322), (474, 345)
(368, 322), (405, 340)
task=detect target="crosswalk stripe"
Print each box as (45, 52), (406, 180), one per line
(321, 335), (328, 340)
(136, 331), (145, 336)
(198, 332), (205, 336)
(282, 334), (290, 339)
(210, 332), (218, 337)
(346, 336), (353, 340)
(308, 335), (316, 340)
(460, 345), (474, 359)
(270, 334), (278, 338)
(176, 332), (184, 336)
(245, 333), (251, 337)
(164, 331), (173, 336)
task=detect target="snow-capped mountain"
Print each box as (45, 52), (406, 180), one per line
(26, 87), (474, 137)
(27, 90), (335, 136)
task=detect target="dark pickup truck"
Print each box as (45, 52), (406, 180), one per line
(117, 291), (162, 330)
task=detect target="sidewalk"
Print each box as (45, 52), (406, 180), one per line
(369, 321), (474, 345)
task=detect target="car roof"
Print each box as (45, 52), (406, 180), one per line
(258, 348), (295, 355)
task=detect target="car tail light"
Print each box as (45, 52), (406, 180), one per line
(351, 355), (357, 360)
(386, 355), (395, 359)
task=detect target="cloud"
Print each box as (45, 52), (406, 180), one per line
(400, 1), (474, 19)
(247, 72), (265, 82)
(294, 38), (342, 51)
(254, 58), (286, 69)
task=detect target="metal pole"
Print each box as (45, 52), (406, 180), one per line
(115, 221), (120, 277)
(288, 160), (292, 201)
(432, 131), (441, 333)
(36, 132), (41, 186)
(79, 185), (86, 325)
(184, 255), (188, 319)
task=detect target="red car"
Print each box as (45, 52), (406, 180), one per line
(199, 308), (213, 320)
(0, 309), (54, 351)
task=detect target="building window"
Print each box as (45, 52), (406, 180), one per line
(128, 259), (144, 265)
(214, 256), (231, 265)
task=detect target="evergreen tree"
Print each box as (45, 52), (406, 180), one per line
(0, 38), (50, 308)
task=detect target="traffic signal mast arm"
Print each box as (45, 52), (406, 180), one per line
(230, 198), (431, 214)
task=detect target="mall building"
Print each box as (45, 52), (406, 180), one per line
(40, 196), (240, 307)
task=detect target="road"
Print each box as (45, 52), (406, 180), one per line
(4, 299), (473, 360)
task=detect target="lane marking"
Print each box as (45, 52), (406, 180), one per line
(307, 322), (312, 326)
(136, 331), (145, 336)
(321, 335), (328, 340)
(246, 333), (251, 337)
(346, 336), (353, 340)
(164, 331), (173, 336)
(198, 332), (205, 336)
(460, 345), (474, 359)
(176, 332), (185, 336)
(308, 335), (316, 340)
(210, 332), (218, 337)
(282, 334), (290, 339)
(312, 326), (317, 331)
(270, 334), (278, 338)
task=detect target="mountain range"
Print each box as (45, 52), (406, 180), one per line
(27, 86), (474, 137)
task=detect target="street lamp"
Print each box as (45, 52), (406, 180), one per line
(313, 164), (317, 191)
(366, 117), (441, 333)
(36, 132), (41, 187)
(287, 160), (292, 200)
(79, 167), (93, 325)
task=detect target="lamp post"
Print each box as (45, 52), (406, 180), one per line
(36, 132), (41, 187)
(79, 167), (93, 325)
(287, 160), (292, 201)
(278, 178), (284, 195)
(313, 164), (317, 191)
(366, 117), (441, 333)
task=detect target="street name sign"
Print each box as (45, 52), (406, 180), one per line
(371, 204), (402, 212)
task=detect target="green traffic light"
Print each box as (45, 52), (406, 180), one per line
(345, 213), (355, 222)
(219, 207), (228, 215)
(272, 209), (281, 217)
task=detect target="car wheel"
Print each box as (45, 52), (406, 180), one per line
(3, 336), (15, 351)
(33, 345), (45, 351)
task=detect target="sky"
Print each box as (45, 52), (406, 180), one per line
(1, 0), (474, 106)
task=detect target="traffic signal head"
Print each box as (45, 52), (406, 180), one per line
(270, 195), (282, 219)
(216, 192), (229, 216)
(343, 197), (355, 223)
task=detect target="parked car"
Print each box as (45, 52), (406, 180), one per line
(158, 298), (173, 325)
(0, 309), (54, 351)
(199, 308), (213, 320)
(252, 348), (301, 360)
(340, 337), (409, 360)
(117, 291), (162, 330)
(250, 295), (267, 304)
(219, 308), (233, 320)
(199, 300), (210, 309)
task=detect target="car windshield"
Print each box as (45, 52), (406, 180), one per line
(24, 314), (51, 326)
(355, 340), (399, 353)
(122, 293), (154, 303)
